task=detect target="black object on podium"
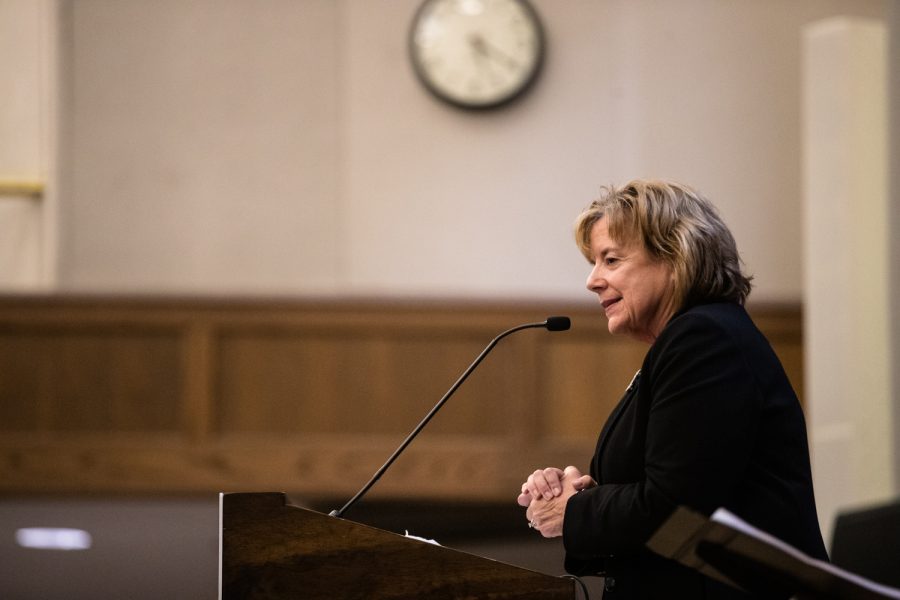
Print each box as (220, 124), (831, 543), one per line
(219, 492), (575, 599)
(647, 506), (900, 600)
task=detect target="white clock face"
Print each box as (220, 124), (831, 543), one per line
(409, 0), (544, 109)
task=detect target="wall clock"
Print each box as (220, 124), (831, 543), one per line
(409, 0), (545, 110)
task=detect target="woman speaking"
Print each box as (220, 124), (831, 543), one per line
(518, 180), (827, 598)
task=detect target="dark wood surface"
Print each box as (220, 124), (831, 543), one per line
(221, 492), (574, 599)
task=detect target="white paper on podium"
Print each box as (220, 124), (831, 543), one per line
(404, 530), (441, 546)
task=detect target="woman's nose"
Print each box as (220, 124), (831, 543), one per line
(586, 265), (605, 292)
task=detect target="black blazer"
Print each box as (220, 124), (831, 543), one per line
(563, 302), (828, 599)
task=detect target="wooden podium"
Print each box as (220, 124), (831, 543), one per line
(219, 492), (575, 599)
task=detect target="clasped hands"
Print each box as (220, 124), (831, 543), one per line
(518, 465), (597, 538)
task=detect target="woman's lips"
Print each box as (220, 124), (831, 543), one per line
(601, 298), (621, 311)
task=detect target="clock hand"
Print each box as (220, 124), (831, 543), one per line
(468, 33), (520, 71)
(468, 37), (506, 87)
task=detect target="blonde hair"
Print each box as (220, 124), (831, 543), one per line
(575, 179), (752, 309)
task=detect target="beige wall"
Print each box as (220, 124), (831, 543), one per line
(57, 0), (341, 293)
(44, 0), (886, 301)
(0, 0), (57, 288)
(892, 0), (900, 495)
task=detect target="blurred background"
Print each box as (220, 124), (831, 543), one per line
(1, 0), (898, 597)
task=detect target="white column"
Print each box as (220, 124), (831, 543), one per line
(802, 17), (893, 545)
(0, 0), (58, 289)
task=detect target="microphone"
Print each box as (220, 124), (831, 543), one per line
(328, 316), (571, 518)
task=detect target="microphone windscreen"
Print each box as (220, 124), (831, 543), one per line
(545, 316), (571, 331)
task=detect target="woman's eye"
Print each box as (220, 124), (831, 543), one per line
(605, 257), (619, 266)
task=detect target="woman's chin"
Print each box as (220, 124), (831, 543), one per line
(606, 318), (626, 337)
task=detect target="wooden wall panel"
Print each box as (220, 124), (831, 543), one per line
(544, 336), (646, 440)
(0, 326), (183, 432)
(215, 329), (528, 436)
(0, 296), (802, 501)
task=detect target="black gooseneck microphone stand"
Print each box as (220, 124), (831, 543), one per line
(329, 316), (570, 518)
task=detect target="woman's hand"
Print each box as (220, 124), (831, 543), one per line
(517, 467), (565, 506)
(518, 466), (597, 537)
